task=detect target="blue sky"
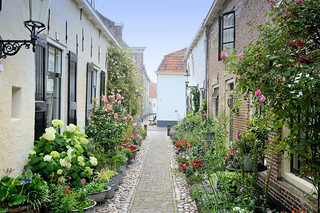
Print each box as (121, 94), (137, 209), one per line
(94, 0), (213, 82)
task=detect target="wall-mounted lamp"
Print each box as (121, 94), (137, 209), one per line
(227, 95), (234, 108)
(0, 0), (51, 59)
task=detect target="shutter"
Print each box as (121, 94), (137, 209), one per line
(34, 34), (47, 140)
(100, 71), (106, 97)
(68, 51), (77, 125)
(86, 62), (94, 125)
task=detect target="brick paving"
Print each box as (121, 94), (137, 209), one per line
(129, 128), (176, 213)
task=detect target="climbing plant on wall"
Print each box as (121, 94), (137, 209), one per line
(225, 0), (320, 210)
(107, 46), (144, 116)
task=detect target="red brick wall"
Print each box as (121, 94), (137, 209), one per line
(206, 0), (315, 211)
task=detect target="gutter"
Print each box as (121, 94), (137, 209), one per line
(184, 0), (224, 61)
(73, 0), (120, 47)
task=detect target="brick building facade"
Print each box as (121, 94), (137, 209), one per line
(201, 0), (316, 212)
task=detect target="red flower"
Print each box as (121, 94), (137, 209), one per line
(57, 180), (62, 183)
(182, 166), (186, 171)
(50, 174), (54, 177)
(65, 189), (71, 194)
(185, 162), (190, 166)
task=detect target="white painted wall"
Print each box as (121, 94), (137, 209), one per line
(157, 73), (186, 123)
(185, 31), (206, 89)
(0, 0), (117, 177)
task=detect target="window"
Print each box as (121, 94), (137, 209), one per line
(219, 11), (235, 60)
(212, 87), (219, 117)
(86, 63), (98, 124)
(47, 45), (62, 126)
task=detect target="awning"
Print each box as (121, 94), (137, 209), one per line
(212, 88), (219, 99)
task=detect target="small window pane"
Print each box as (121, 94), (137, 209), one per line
(223, 43), (234, 52)
(223, 13), (234, 28)
(223, 28), (234, 43)
(48, 47), (55, 73)
(55, 49), (62, 74)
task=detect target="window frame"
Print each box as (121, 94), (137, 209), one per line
(46, 44), (62, 126)
(218, 11), (235, 61)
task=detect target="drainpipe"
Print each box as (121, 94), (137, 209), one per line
(204, 26), (209, 114)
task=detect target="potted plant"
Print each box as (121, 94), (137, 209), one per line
(111, 153), (128, 184)
(86, 181), (110, 203)
(94, 168), (117, 199)
(0, 169), (50, 213)
(48, 183), (96, 213)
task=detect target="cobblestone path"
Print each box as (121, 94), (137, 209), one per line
(129, 129), (176, 213)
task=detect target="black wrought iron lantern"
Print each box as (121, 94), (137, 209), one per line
(0, 0), (51, 59)
(227, 95), (234, 108)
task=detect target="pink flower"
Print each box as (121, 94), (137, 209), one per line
(118, 101), (121, 105)
(269, 0), (273, 2)
(254, 90), (261, 96)
(238, 52), (243, 60)
(100, 168), (106, 172)
(123, 116), (128, 121)
(130, 116), (134, 122)
(116, 94), (122, 100)
(104, 99), (108, 104)
(297, 0), (302, 2)
(104, 109), (108, 113)
(221, 52), (228, 60)
(259, 95), (266, 102)
(87, 117), (91, 121)
(107, 104), (113, 111)
(240, 187), (243, 192)
(114, 113), (119, 120)
(81, 179), (86, 187)
(318, 75), (320, 78)
(296, 39), (304, 46)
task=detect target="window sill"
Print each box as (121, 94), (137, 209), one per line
(282, 172), (314, 196)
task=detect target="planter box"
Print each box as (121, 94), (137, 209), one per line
(111, 176), (119, 191)
(106, 183), (115, 199)
(70, 200), (96, 213)
(88, 186), (111, 203)
(120, 163), (127, 176)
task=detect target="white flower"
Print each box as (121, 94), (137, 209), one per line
(67, 149), (75, 159)
(52, 120), (64, 129)
(57, 169), (63, 175)
(28, 150), (36, 155)
(43, 155), (52, 162)
(46, 127), (56, 134)
(66, 124), (76, 132)
(79, 161), (85, 167)
(42, 127), (56, 141)
(80, 138), (89, 145)
(77, 156), (84, 162)
(89, 157), (98, 166)
(50, 151), (60, 158)
(60, 159), (71, 169)
(42, 132), (55, 141)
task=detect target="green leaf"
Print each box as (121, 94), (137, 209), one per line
(47, 163), (53, 173)
(71, 173), (78, 179)
(8, 195), (25, 207)
(45, 144), (52, 152)
(39, 161), (47, 169)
